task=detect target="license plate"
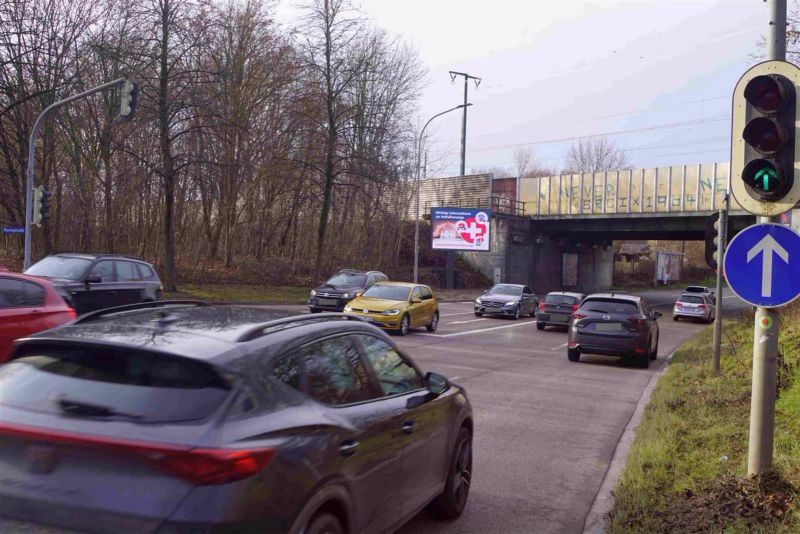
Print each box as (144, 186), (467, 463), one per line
(595, 322), (621, 331)
(552, 315), (570, 323)
(318, 298), (338, 306)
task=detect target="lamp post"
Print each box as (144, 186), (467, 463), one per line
(414, 103), (471, 283)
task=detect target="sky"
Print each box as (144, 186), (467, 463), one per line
(277, 0), (768, 177)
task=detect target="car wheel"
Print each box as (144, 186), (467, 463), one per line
(474, 312), (483, 318)
(310, 308), (321, 314)
(512, 305), (521, 320)
(536, 322), (545, 331)
(636, 346), (651, 368)
(672, 315), (679, 322)
(567, 348), (580, 362)
(649, 335), (659, 361)
(427, 311), (439, 332)
(305, 512), (344, 534)
(398, 314), (410, 336)
(428, 426), (472, 520)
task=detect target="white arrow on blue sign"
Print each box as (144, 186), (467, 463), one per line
(724, 223), (800, 308)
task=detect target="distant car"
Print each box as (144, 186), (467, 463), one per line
(0, 271), (75, 362)
(536, 291), (585, 330)
(567, 293), (661, 368)
(0, 303), (472, 533)
(309, 269), (389, 313)
(673, 292), (716, 323)
(24, 253), (162, 315)
(474, 284), (538, 319)
(683, 285), (715, 304)
(345, 282), (439, 335)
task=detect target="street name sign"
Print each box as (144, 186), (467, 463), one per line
(2, 227), (24, 234)
(724, 223), (800, 308)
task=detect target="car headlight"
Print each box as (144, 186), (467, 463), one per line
(505, 301), (517, 306)
(310, 289), (317, 296)
(383, 309), (400, 316)
(341, 292), (350, 299)
(475, 298), (482, 304)
(344, 305), (352, 312)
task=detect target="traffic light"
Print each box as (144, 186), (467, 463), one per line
(732, 61), (800, 216)
(40, 187), (53, 221)
(119, 79), (138, 119)
(31, 186), (43, 227)
(704, 212), (729, 271)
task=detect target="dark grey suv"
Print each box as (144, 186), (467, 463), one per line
(0, 302), (472, 533)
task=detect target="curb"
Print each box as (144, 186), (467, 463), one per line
(581, 352), (675, 534)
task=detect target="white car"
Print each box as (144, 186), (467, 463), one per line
(683, 285), (715, 304)
(673, 292), (716, 323)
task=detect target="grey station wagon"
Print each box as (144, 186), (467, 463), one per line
(0, 302), (473, 533)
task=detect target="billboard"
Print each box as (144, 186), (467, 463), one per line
(431, 207), (491, 251)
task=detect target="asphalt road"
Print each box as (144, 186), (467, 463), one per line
(389, 287), (751, 534)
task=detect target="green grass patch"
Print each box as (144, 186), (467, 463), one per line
(609, 306), (800, 533)
(166, 284), (309, 304)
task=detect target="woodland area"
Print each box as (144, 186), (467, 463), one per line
(0, 0), (425, 289)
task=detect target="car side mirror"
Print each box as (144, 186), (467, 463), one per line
(85, 275), (102, 284)
(653, 311), (663, 319)
(425, 372), (449, 395)
(411, 297), (422, 304)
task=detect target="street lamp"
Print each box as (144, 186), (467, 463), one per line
(414, 103), (472, 283)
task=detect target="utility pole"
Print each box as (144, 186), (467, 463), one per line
(749, 0), (785, 475)
(711, 194), (728, 373)
(447, 71), (481, 289)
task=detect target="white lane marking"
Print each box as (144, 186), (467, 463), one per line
(448, 318), (488, 325)
(722, 296), (738, 299)
(417, 320), (537, 338)
(551, 342), (568, 351)
(441, 311), (480, 318)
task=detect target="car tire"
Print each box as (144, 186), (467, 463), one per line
(428, 425), (472, 520)
(536, 322), (545, 331)
(672, 315), (679, 322)
(567, 348), (580, 362)
(397, 314), (410, 336)
(305, 512), (344, 534)
(474, 312), (483, 318)
(636, 347), (651, 368)
(427, 311), (439, 332)
(649, 336), (659, 361)
(512, 305), (521, 320)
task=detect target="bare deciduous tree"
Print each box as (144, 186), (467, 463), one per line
(563, 136), (630, 174)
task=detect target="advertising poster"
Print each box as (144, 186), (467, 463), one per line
(430, 207), (491, 251)
(656, 251), (682, 284)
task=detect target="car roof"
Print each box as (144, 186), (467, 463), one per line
(50, 253), (150, 263)
(374, 281), (423, 288)
(494, 283), (523, 287)
(335, 269), (384, 275)
(583, 293), (640, 302)
(14, 305), (381, 366)
(546, 291), (584, 298)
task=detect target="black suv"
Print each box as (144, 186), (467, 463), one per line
(0, 303), (473, 533)
(309, 269), (389, 313)
(24, 253), (163, 315)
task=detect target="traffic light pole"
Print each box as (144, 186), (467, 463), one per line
(711, 195), (728, 374)
(747, 0), (786, 476)
(24, 77), (127, 270)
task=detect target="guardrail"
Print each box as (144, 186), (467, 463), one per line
(423, 196), (526, 216)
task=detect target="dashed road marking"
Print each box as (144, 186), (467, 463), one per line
(418, 319), (537, 338)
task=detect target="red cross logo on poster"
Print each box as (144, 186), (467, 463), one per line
(455, 213), (487, 244)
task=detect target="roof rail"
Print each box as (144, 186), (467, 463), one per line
(236, 313), (369, 343)
(74, 300), (208, 324)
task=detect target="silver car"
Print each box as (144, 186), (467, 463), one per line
(567, 294), (661, 368)
(673, 292), (716, 323)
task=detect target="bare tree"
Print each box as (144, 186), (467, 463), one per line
(563, 136), (630, 174)
(513, 146), (555, 177)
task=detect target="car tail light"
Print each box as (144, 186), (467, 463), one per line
(568, 341), (578, 348)
(572, 303), (579, 312)
(66, 308), (77, 320)
(539, 302), (545, 312)
(634, 347), (647, 354)
(697, 304), (707, 309)
(628, 317), (647, 326)
(0, 421), (275, 485)
(572, 312), (587, 320)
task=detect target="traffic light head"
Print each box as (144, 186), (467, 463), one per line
(731, 61), (800, 216)
(40, 188), (53, 221)
(120, 79), (138, 119)
(31, 186), (43, 227)
(705, 212), (722, 270)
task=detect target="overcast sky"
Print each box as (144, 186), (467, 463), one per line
(278, 0), (767, 177)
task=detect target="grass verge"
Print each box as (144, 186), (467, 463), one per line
(166, 284), (310, 304)
(609, 305), (800, 533)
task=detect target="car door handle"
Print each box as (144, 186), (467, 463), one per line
(339, 441), (359, 457)
(402, 421), (415, 435)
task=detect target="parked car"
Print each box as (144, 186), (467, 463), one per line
(0, 303), (472, 534)
(24, 253), (163, 315)
(345, 282), (439, 335)
(536, 291), (585, 330)
(0, 271), (75, 362)
(673, 292), (716, 323)
(567, 293), (661, 368)
(474, 283), (538, 319)
(309, 269), (389, 313)
(683, 285), (715, 304)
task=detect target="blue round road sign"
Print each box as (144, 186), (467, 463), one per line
(724, 223), (800, 308)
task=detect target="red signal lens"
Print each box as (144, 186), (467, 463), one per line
(744, 75), (786, 114)
(742, 117), (787, 154)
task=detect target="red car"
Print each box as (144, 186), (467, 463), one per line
(0, 270), (76, 362)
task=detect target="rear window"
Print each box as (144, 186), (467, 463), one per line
(545, 294), (578, 305)
(678, 295), (705, 304)
(684, 287), (705, 293)
(580, 298), (639, 315)
(0, 346), (231, 423)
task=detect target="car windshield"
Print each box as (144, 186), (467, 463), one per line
(487, 284), (522, 296)
(580, 298), (639, 315)
(362, 285), (410, 301)
(678, 295), (705, 304)
(326, 272), (367, 286)
(25, 256), (91, 281)
(0, 346), (231, 423)
(545, 294), (578, 305)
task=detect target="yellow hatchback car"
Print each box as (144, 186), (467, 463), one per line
(344, 282), (439, 335)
